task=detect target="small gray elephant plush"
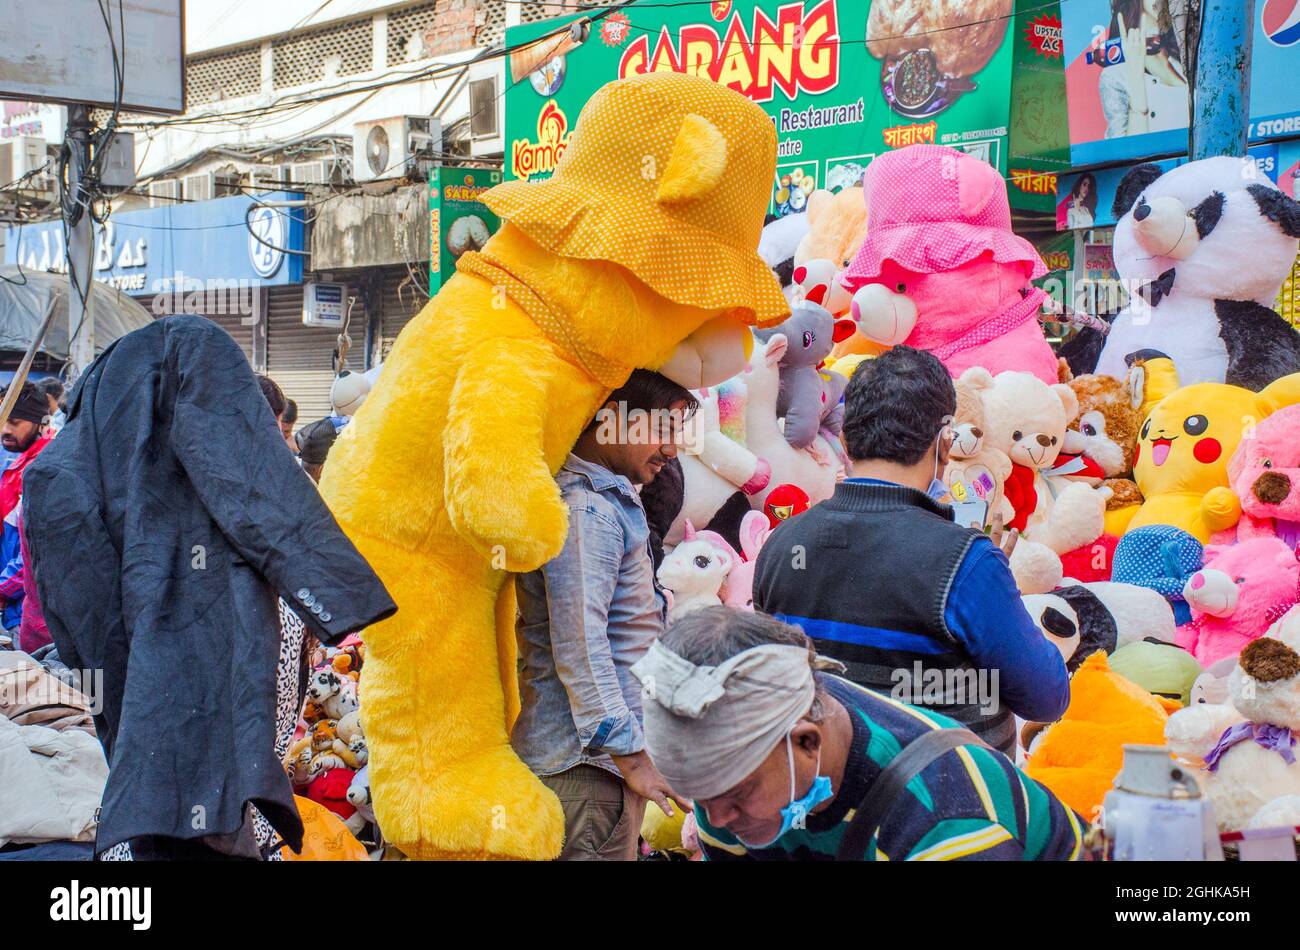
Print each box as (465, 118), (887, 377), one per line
(753, 301), (855, 450)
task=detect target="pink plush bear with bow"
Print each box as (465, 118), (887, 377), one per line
(838, 144), (1058, 385)
(1223, 405), (1300, 548)
(1177, 537), (1300, 666)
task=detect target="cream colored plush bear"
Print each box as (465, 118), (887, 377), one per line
(791, 187), (868, 321)
(1165, 617), (1300, 832)
(943, 373), (1014, 528)
(961, 368), (1110, 593)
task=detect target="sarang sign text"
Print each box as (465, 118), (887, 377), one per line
(617, 0), (839, 103)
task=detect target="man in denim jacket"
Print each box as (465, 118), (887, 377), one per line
(513, 371), (694, 860)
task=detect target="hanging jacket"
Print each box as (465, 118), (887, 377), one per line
(22, 316), (397, 857)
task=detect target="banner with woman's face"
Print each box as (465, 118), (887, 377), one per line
(1062, 0), (1300, 166)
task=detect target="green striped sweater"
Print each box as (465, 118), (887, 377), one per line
(695, 675), (1085, 861)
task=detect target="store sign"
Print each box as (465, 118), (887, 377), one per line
(1062, 1), (1300, 167)
(1056, 141), (1297, 231)
(3, 191), (307, 291)
(615, 0), (841, 102)
(505, 0), (1020, 213)
(247, 204), (289, 279)
(510, 101), (572, 181)
(0, 99), (65, 142)
(1008, 1), (1070, 215)
(428, 167), (502, 295)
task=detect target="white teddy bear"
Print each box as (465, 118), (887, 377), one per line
(1165, 616), (1300, 832)
(959, 368), (1111, 594)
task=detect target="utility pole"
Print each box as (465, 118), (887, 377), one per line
(1189, 0), (1255, 160)
(64, 104), (96, 378)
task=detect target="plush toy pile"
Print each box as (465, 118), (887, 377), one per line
(319, 107), (1300, 859)
(282, 637), (376, 847)
(659, 147), (1300, 850)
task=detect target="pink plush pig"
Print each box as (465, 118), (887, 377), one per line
(1224, 405), (1300, 547)
(1177, 537), (1300, 666)
(839, 145), (1058, 385)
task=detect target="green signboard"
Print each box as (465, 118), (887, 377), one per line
(505, 0), (1022, 213)
(428, 166), (502, 295)
(1007, 1), (1070, 215)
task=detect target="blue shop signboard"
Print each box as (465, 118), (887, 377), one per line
(1058, 140), (1300, 231)
(3, 192), (307, 294)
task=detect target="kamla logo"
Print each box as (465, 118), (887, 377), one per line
(511, 101), (571, 180)
(618, 0), (839, 104)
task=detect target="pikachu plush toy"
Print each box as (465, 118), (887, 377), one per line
(1128, 354), (1300, 543)
(318, 73), (789, 859)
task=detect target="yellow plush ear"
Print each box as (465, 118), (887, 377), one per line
(1257, 372), (1300, 416)
(657, 113), (727, 206)
(1127, 354), (1179, 418)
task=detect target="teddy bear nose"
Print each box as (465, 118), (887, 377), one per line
(1252, 470), (1292, 505)
(1190, 573), (1206, 590)
(970, 426), (982, 439)
(1035, 434), (1051, 447)
(1134, 200), (1151, 222)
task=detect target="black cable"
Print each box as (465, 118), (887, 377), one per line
(121, 7), (624, 132)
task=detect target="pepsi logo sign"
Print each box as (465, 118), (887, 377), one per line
(1263, 0), (1300, 47)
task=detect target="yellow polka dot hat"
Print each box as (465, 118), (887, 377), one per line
(481, 71), (788, 327)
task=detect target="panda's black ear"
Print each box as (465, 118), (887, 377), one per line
(773, 257), (795, 288)
(1112, 163), (1165, 220)
(1247, 184), (1300, 238)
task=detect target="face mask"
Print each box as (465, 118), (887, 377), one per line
(926, 426), (951, 501)
(736, 731), (834, 848)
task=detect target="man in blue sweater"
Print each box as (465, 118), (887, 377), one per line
(753, 347), (1069, 754)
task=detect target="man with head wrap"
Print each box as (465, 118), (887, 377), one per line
(632, 608), (1085, 861)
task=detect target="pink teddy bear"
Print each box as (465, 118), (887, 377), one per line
(838, 144), (1058, 385)
(1177, 537), (1300, 666)
(720, 511), (773, 611)
(1222, 405), (1300, 548)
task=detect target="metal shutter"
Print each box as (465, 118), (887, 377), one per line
(265, 285), (352, 426)
(379, 264), (430, 362)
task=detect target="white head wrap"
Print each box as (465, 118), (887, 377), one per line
(630, 639), (816, 801)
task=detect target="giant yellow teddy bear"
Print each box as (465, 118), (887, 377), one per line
(1128, 361), (1300, 543)
(318, 73), (788, 860)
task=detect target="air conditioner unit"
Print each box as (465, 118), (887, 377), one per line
(248, 165), (285, 193)
(303, 282), (348, 328)
(183, 172), (214, 203)
(352, 116), (442, 183)
(148, 179), (181, 206)
(0, 136), (49, 188)
(288, 161), (325, 185)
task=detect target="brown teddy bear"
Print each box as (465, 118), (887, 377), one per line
(1058, 361), (1144, 531)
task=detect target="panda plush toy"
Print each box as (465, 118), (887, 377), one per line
(758, 210), (809, 307)
(1076, 156), (1300, 392)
